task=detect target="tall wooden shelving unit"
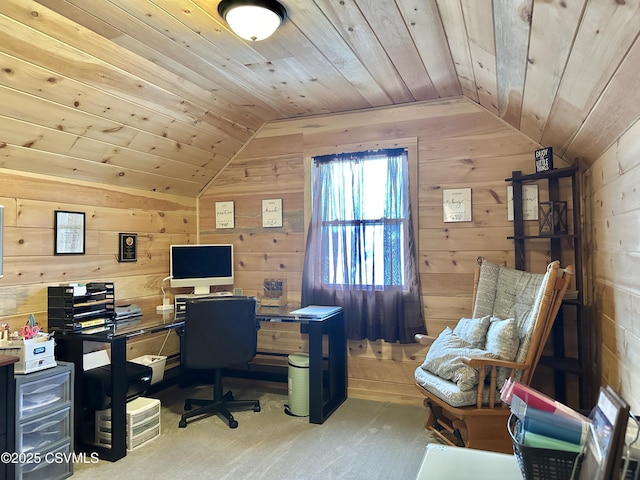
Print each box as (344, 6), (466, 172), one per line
(506, 163), (590, 409)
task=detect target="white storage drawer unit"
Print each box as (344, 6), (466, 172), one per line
(95, 396), (161, 451)
(14, 362), (74, 480)
(17, 370), (72, 421)
(17, 406), (71, 453)
(15, 440), (73, 480)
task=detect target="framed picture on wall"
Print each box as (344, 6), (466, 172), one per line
(262, 198), (283, 227)
(442, 188), (472, 222)
(54, 210), (86, 255)
(215, 201), (234, 229)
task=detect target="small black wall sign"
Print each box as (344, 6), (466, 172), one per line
(535, 147), (553, 173)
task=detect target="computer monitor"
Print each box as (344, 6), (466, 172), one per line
(169, 244), (234, 295)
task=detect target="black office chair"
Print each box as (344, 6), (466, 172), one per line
(178, 296), (261, 429)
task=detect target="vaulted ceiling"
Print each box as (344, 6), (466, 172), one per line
(1, 0), (640, 196)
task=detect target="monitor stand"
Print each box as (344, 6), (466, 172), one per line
(193, 286), (211, 296)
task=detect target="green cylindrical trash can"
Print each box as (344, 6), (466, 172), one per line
(287, 353), (309, 417)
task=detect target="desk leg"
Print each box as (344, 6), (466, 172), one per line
(327, 311), (347, 413)
(307, 321), (323, 424)
(307, 311), (347, 424)
(108, 338), (127, 461)
(55, 336), (84, 455)
(56, 337), (127, 462)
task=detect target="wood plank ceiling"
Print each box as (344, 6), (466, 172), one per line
(1, 0), (640, 197)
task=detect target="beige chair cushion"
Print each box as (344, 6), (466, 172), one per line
(472, 259), (547, 376)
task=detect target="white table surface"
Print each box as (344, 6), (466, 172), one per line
(415, 444), (523, 479)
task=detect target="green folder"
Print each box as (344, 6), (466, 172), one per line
(522, 430), (584, 453)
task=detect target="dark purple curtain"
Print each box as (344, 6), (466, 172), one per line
(301, 149), (425, 343)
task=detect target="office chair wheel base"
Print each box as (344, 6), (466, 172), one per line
(254, 405), (261, 412)
(228, 419), (238, 429)
(178, 419), (187, 428)
(184, 402), (192, 411)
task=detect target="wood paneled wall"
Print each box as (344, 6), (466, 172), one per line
(199, 97), (567, 404)
(1, 97), (599, 407)
(0, 170), (196, 361)
(584, 116), (640, 415)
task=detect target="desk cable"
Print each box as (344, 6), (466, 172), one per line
(157, 330), (170, 356)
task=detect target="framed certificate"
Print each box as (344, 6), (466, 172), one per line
(215, 201), (234, 229)
(54, 210), (86, 255)
(262, 198), (283, 227)
(442, 188), (472, 222)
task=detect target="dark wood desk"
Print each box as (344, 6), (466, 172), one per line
(55, 302), (347, 461)
(255, 305), (347, 425)
(54, 311), (181, 462)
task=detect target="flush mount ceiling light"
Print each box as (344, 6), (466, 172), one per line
(218, 0), (287, 42)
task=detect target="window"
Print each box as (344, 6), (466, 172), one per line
(301, 147), (425, 343)
(313, 149), (408, 288)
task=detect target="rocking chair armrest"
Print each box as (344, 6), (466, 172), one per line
(461, 356), (529, 370)
(414, 333), (437, 346)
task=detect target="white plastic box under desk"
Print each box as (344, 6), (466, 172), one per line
(95, 397), (161, 451)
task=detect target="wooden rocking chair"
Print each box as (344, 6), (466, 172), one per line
(414, 257), (573, 453)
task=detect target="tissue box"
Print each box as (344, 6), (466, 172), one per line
(130, 355), (167, 385)
(0, 336), (57, 374)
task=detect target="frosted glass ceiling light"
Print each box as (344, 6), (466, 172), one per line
(218, 0), (287, 42)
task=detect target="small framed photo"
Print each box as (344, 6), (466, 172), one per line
(54, 210), (85, 255)
(535, 147), (553, 172)
(118, 233), (137, 262)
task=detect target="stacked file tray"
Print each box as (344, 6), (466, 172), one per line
(48, 282), (115, 333)
(95, 397), (161, 451)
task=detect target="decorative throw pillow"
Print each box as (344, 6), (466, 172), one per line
(421, 327), (500, 391)
(485, 317), (520, 388)
(485, 317), (520, 360)
(453, 315), (491, 349)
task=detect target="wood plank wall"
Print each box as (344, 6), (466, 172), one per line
(199, 97), (570, 405)
(0, 170), (196, 363)
(0, 97), (593, 407)
(584, 116), (640, 415)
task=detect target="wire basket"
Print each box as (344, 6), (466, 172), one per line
(508, 413), (582, 480)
